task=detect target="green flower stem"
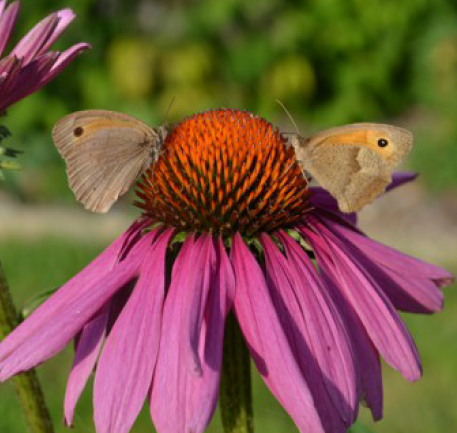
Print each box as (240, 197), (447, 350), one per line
(0, 259), (54, 433)
(220, 312), (254, 433)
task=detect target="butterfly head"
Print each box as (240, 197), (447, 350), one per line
(150, 125), (169, 162)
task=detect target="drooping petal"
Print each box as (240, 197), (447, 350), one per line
(185, 237), (235, 432)
(150, 236), (193, 432)
(0, 229), (156, 380)
(0, 219), (148, 359)
(320, 216), (453, 286)
(320, 218), (444, 313)
(385, 172), (418, 192)
(275, 231), (358, 427)
(304, 224), (422, 382)
(261, 233), (350, 432)
(180, 233), (216, 375)
(302, 231), (384, 419)
(231, 233), (324, 433)
(106, 282), (135, 335)
(0, 1), (20, 57)
(377, 268), (443, 313)
(93, 229), (173, 433)
(151, 236), (234, 433)
(64, 305), (110, 427)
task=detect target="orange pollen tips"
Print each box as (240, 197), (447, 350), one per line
(135, 109), (310, 237)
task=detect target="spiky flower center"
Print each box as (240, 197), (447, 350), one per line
(136, 109), (309, 237)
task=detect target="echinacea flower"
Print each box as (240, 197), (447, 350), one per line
(0, 0), (89, 114)
(0, 109), (453, 433)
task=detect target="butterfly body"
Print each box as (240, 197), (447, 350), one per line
(52, 110), (167, 213)
(290, 123), (413, 213)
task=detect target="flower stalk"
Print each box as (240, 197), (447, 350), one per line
(0, 125), (22, 179)
(0, 259), (54, 433)
(220, 312), (254, 433)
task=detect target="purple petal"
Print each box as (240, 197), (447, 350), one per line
(106, 282), (135, 335)
(0, 52), (57, 108)
(180, 233), (216, 375)
(0, 219), (148, 359)
(308, 172), (418, 224)
(320, 218), (444, 313)
(321, 216), (453, 286)
(0, 227), (156, 380)
(40, 42), (90, 86)
(11, 12), (59, 64)
(64, 305), (110, 427)
(93, 229), (173, 433)
(385, 172), (418, 192)
(0, 43), (89, 113)
(186, 237), (235, 432)
(261, 234), (348, 432)
(303, 233), (384, 419)
(38, 8), (75, 55)
(150, 236), (194, 432)
(378, 269), (443, 313)
(230, 233), (325, 433)
(274, 232), (358, 428)
(151, 236), (234, 433)
(0, 55), (22, 109)
(309, 187), (358, 225)
(0, 54), (19, 75)
(0, 1), (20, 57)
(304, 224), (422, 382)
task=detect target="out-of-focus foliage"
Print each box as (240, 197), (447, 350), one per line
(3, 0), (457, 201)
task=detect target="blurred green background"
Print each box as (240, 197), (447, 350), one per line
(3, 0), (457, 199)
(0, 0), (456, 432)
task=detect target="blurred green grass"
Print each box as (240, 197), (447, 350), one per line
(0, 236), (455, 432)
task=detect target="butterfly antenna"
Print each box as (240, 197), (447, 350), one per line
(164, 97), (176, 125)
(276, 99), (300, 135)
(275, 100), (311, 185)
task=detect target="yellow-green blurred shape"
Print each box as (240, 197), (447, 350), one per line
(429, 36), (457, 101)
(161, 43), (214, 85)
(261, 56), (315, 101)
(158, 85), (215, 120)
(108, 38), (157, 99)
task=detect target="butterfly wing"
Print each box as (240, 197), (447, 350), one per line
(295, 123), (413, 213)
(52, 110), (164, 213)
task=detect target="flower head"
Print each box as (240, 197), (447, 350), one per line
(0, 1), (89, 114)
(0, 109), (452, 433)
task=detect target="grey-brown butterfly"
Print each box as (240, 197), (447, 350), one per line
(289, 123), (413, 213)
(52, 110), (167, 213)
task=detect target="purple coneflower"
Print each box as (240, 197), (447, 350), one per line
(0, 110), (452, 433)
(0, 0), (89, 114)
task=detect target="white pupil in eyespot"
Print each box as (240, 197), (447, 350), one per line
(377, 138), (388, 147)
